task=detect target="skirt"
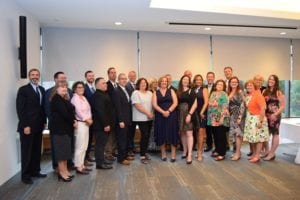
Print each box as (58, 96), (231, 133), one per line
(178, 103), (193, 132)
(243, 113), (269, 143)
(52, 134), (72, 162)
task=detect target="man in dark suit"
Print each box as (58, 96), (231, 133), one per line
(91, 77), (115, 169)
(16, 68), (47, 184)
(44, 71), (73, 170)
(105, 67), (118, 161)
(204, 71), (215, 152)
(83, 70), (96, 164)
(125, 70), (136, 156)
(113, 73), (132, 165)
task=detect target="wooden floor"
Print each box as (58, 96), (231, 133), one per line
(0, 143), (300, 200)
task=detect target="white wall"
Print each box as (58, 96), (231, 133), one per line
(212, 36), (291, 80)
(42, 28), (138, 81)
(0, 0), (40, 186)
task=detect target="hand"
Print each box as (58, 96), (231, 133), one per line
(162, 111), (170, 118)
(24, 127), (31, 135)
(147, 113), (154, 120)
(85, 119), (93, 126)
(119, 122), (125, 128)
(185, 114), (191, 124)
(237, 118), (241, 125)
(200, 114), (205, 120)
(73, 120), (78, 129)
(104, 126), (111, 132)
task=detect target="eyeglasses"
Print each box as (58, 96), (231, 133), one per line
(76, 86), (84, 89)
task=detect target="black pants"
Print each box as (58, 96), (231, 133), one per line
(116, 125), (129, 162)
(127, 122), (137, 151)
(206, 125), (213, 148)
(94, 130), (108, 166)
(20, 130), (42, 179)
(136, 121), (152, 156)
(212, 126), (227, 156)
(85, 127), (94, 160)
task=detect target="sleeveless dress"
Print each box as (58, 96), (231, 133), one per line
(195, 87), (207, 128)
(243, 95), (269, 143)
(229, 92), (246, 137)
(264, 94), (281, 135)
(154, 89), (179, 146)
(178, 89), (196, 132)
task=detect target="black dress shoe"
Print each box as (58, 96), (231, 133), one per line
(170, 158), (176, 163)
(96, 164), (113, 170)
(104, 160), (113, 165)
(22, 178), (33, 184)
(161, 157), (167, 161)
(87, 157), (96, 162)
(76, 170), (89, 175)
(204, 147), (212, 152)
(31, 173), (47, 178)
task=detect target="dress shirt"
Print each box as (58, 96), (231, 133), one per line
(71, 93), (92, 121)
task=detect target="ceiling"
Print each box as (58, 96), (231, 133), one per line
(15, 0), (300, 38)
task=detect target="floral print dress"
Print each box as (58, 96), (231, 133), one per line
(264, 95), (281, 135)
(243, 95), (269, 143)
(207, 91), (229, 127)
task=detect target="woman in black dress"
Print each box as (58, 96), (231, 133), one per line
(192, 74), (208, 161)
(177, 75), (197, 164)
(50, 81), (77, 182)
(152, 76), (178, 162)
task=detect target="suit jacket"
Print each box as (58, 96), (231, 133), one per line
(91, 89), (115, 131)
(50, 94), (75, 135)
(113, 86), (132, 125)
(84, 83), (94, 105)
(106, 80), (116, 98)
(16, 83), (46, 133)
(125, 81), (135, 97)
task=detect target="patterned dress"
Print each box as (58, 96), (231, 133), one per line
(264, 94), (281, 135)
(229, 91), (246, 137)
(207, 91), (229, 127)
(243, 95), (269, 143)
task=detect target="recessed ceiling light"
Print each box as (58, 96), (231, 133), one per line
(280, 32), (287, 35)
(115, 22), (122, 26)
(204, 27), (211, 30)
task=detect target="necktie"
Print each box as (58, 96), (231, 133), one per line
(36, 86), (41, 104)
(91, 87), (95, 93)
(124, 89), (130, 102)
(113, 83), (117, 88)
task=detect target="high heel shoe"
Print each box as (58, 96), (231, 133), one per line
(68, 174), (75, 179)
(214, 156), (225, 161)
(231, 155), (241, 161)
(263, 155), (276, 161)
(58, 174), (72, 182)
(161, 157), (167, 161)
(181, 153), (187, 159)
(186, 160), (192, 164)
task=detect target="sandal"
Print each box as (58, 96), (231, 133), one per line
(249, 157), (260, 163)
(231, 155), (241, 161)
(214, 156), (225, 161)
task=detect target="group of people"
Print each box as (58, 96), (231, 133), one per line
(16, 66), (285, 184)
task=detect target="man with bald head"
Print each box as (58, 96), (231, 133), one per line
(183, 70), (193, 79)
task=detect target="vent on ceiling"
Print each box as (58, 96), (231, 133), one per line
(168, 22), (298, 30)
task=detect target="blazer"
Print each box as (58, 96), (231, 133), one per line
(16, 83), (46, 133)
(113, 86), (132, 125)
(125, 81), (135, 97)
(84, 83), (94, 105)
(50, 94), (75, 135)
(106, 80), (116, 98)
(91, 89), (115, 131)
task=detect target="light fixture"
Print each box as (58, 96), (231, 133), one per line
(115, 22), (122, 26)
(204, 27), (211, 30)
(280, 32), (287, 35)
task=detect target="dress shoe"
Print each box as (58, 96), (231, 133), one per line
(104, 160), (113, 165)
(31, 173), (47, 178)
(247, 152), (253, 156)
(181, 153), (187, 159)
(84, 160), (94, 167)
(87, 157), (96, 162)
(170, 158), (176, 163)
(186, 160), (192, 164)
(68, 174), (75, 179)
(105, 156), (116, 161)
(119, 160), (130, 165)
(76, 170), (89, 175)
(22, 178), (33, 184)
(83, 167), (93, 171)
(126, 156), (135, 161)
(96, 164), (113, 170)
(215, 156), (225, 161)
(204, 147), (212, 152)
(249, 157), (260, 163)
